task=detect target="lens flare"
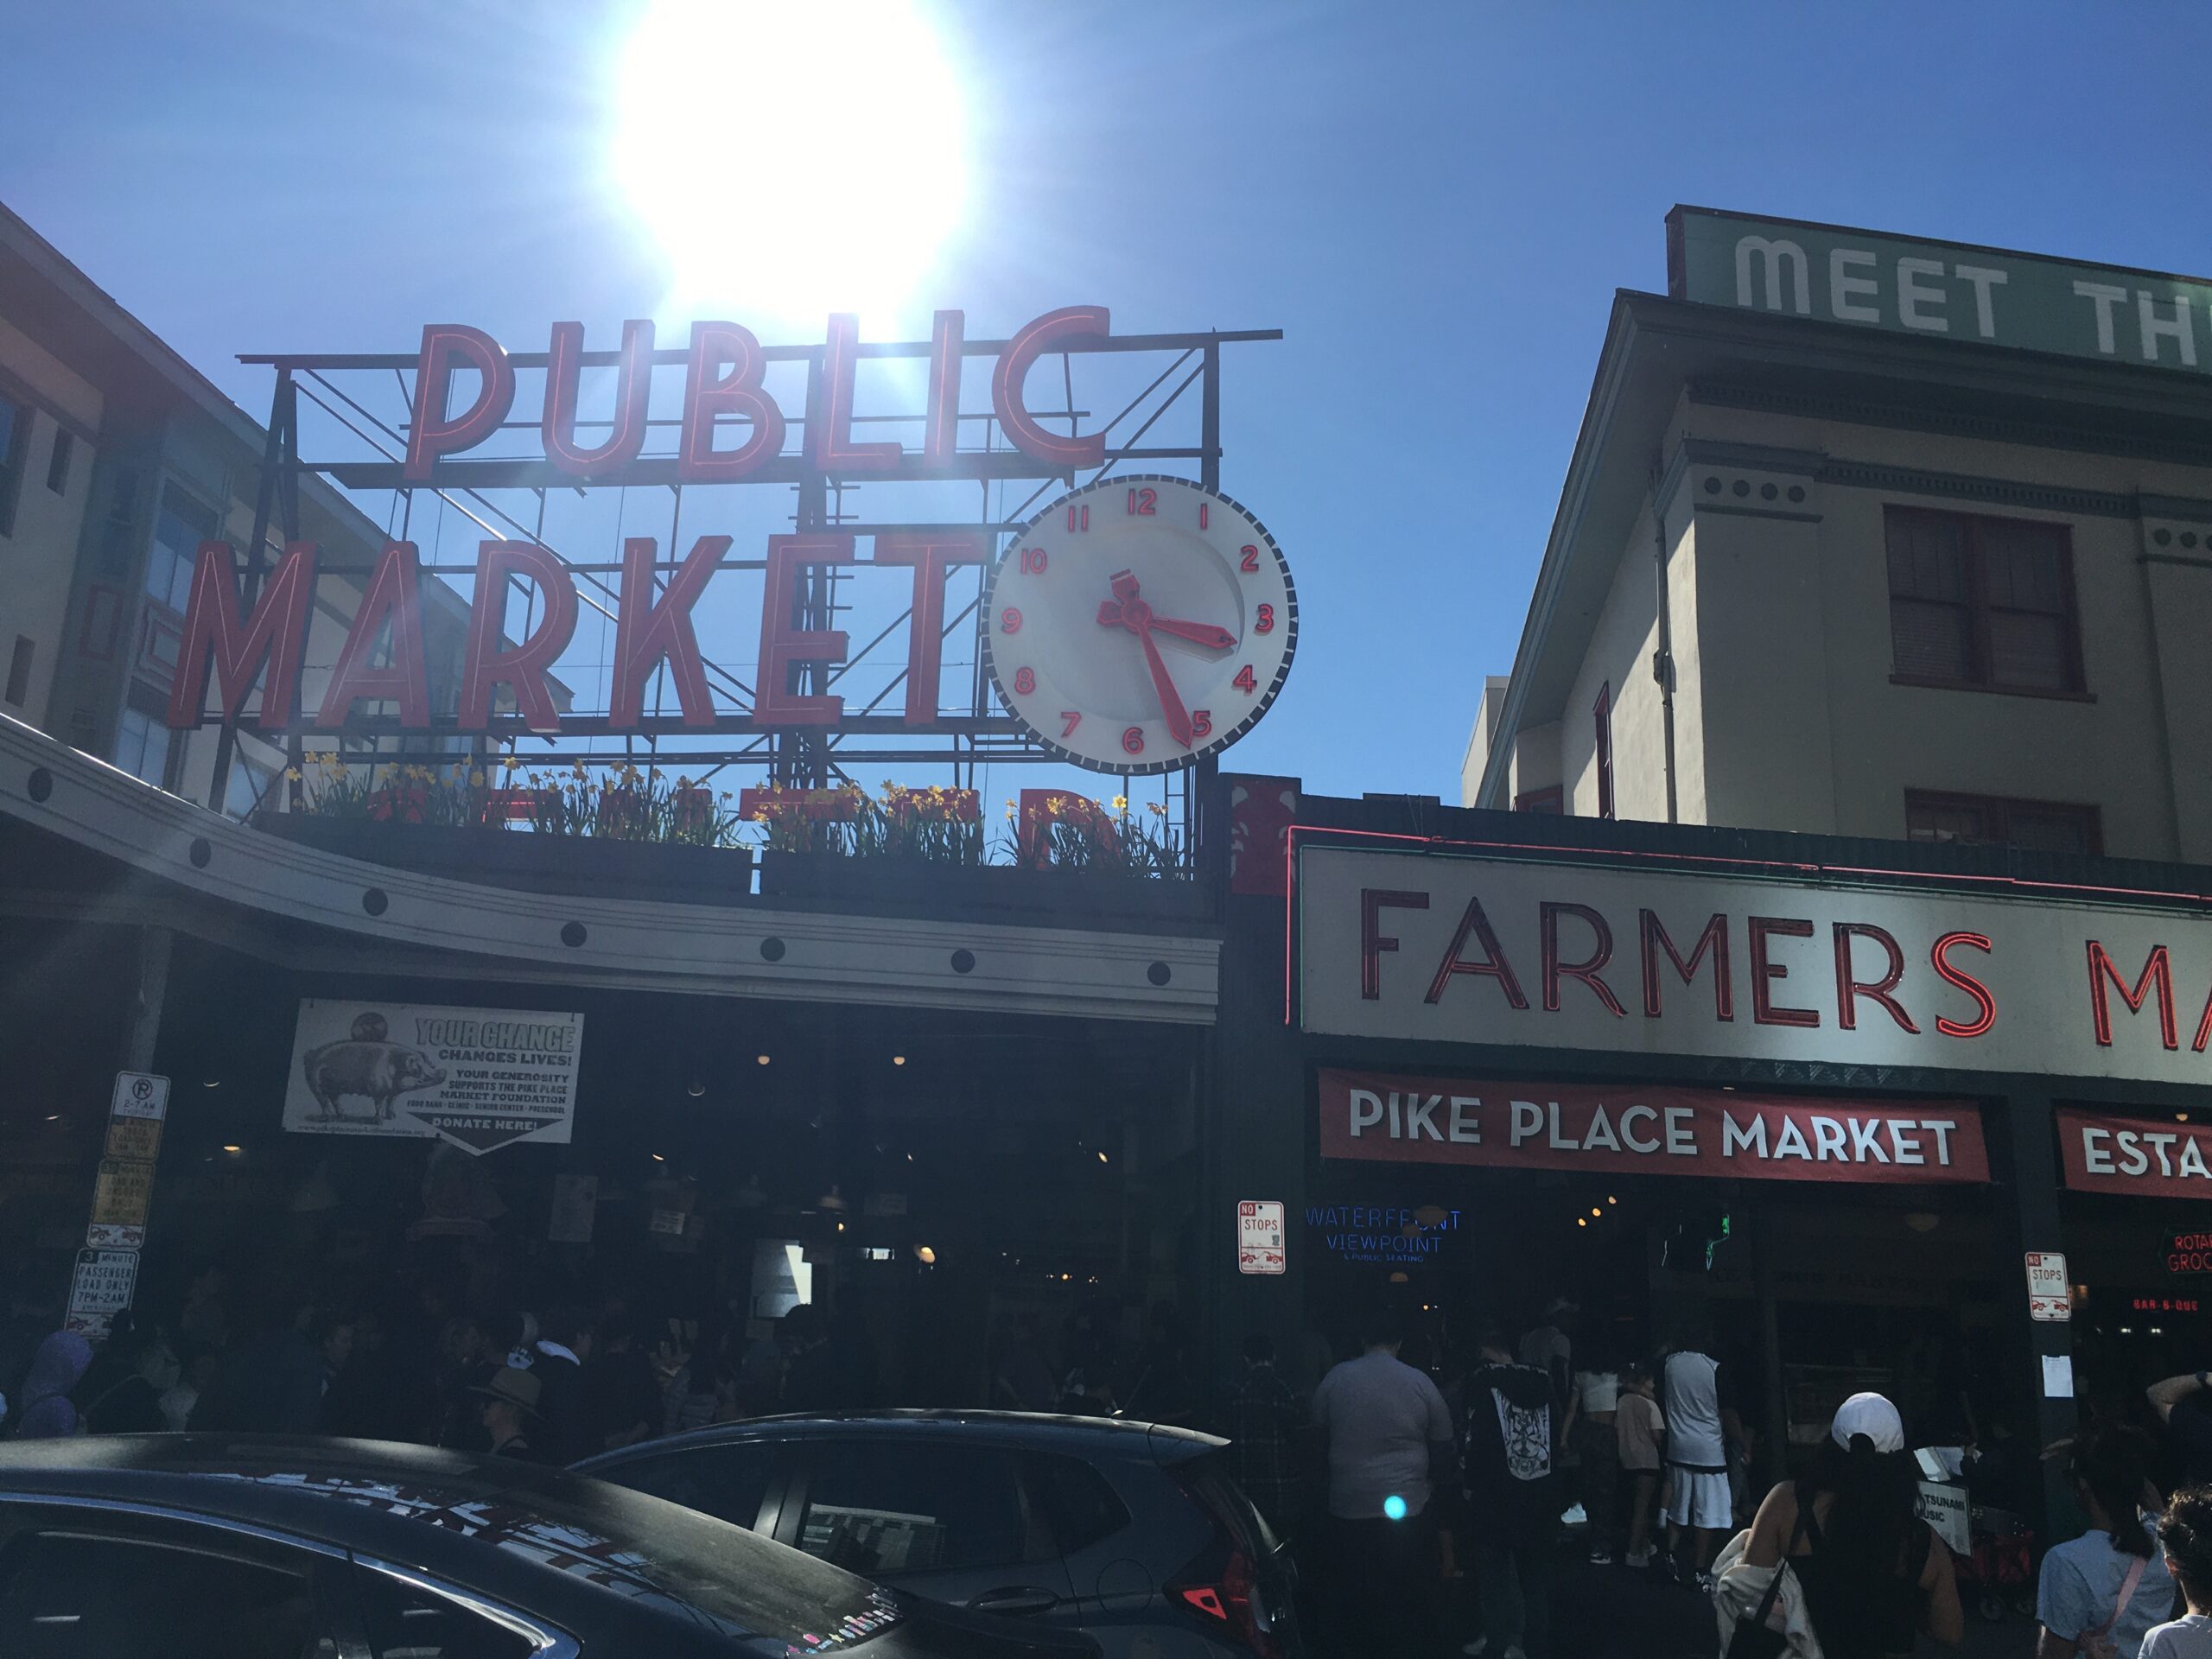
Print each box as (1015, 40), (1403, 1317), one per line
(613, 0), (969, 327)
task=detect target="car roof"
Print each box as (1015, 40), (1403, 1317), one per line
(578, 1409), (1227, 1470)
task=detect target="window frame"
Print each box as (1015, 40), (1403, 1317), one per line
(1513, 785), (1564, 815)
(777, 1434), (1053, 1573)
(44, 428), (73, 497)
(0, 395), (27, 539)
(1884, 505), (2090, 700)
(1592, 683), (1615, 821)
(1904, 788), (2104, 856)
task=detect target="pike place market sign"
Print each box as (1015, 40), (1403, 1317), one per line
(1297, 842), (2212, 1087)
(1670, 205), (2212, 372)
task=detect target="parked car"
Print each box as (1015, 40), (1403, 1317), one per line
(577, 1411), (1302, 1659)
(0, 1433), (1097, 1659)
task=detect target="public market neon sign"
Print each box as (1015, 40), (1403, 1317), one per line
(166, 308), (1119, 735)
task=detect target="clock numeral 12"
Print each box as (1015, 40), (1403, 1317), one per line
(1019, 545), (1047, 575)
(1234, 664), (1257, 694)
(1126, 486), (1156, 516)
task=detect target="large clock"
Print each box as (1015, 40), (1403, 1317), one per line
(982, 474), (1296, 774)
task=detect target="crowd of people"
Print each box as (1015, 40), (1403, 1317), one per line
(0, 1262), (898, 1464)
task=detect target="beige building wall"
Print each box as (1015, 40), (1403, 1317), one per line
(1639, 397), (2212, 859)
(1560, 498), (1669, 823)
(0, 324), (101, 731)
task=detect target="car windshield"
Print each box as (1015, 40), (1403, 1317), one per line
(203, 1462), (901, 1650)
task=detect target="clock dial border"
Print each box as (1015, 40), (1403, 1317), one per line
(980, 474), (1299, 775)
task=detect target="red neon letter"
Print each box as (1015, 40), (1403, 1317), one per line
(2087, 940), (2177, 1049)
(874, 533), (988, 727)
(610, 535), (724, 728)
(542, 320), (653, 479)
(754, 534), (855, 726)
(1359, 889), (1429, 1001)
(1747, 916), (1820, 1028)
(403, 325), (513, 481)
(1425, 893), (1529, 1009)
(1833, 922), (1919, 1034)
(811, 314), (900, 473)
(677, 321), (785, 482)
(1931, 930), (1998, 1039)
(166, 540), (318, 730)
(458, 542), (578, 733)
(315, 542), (429, 728)
(991, 305), (1109, 470)
(1639, 910), (1732, 1020)
(1541, 901), (1625, 1016)
(923, 309), (964, 465)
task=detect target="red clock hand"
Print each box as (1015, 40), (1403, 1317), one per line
(1096, 569), (1197, 747)
(1144, 616), (1236, 651)
(1135, 624), (1194, 748)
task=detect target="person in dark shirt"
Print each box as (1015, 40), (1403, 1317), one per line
(582, 1312), (662, 1452)
(1464, 1324), (1561, 1659)
(1227, 1333), (1305, 1536)
(2150, 1372), (2212, 1490)
(530, 1306), (592, 1463)
(83, 1323), (178, 1434)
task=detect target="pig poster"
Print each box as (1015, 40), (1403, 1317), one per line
(283, 1000), (585, 1155)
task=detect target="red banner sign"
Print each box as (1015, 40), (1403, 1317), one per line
(1318, 1070), (1988, 1185)
(2057, 1106), (2212, 1198)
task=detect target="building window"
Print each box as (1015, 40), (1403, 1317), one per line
(0, 396), (24, 538)
(1885, 505), (2083, 694)
(4, 636), (30, 707)
(113, 697), (177, 791)
(224, 753), (277, 819)
(1904, 789), (2101, 855)
(1593, 683), (1615, 820)
(1514, 785), (1564, 814)
(45, 428), (73, 495)
(143, 481), (219, 613)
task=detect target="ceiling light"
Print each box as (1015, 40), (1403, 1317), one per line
(1606, 1195), (1618, 1205)
(1096, 1151), (1109, 1165)
(756, 1054), (771, 1066)
(892, 1054), (906, 1066)
(688, 1077), (706, 1097)
(914, 1245), (936, 1265)
(202, 1079), (221, 1090)
(43, 1115), (57, 1122)
(836, 1221), (845, 1232)
(1590, 1206), (1602, 1217)
(221, 1144), (242, 1154)
(1576, 1217), (1587, 1228)
(1388, 1272), (1409, 1284)
(652, 1153), (665, 1162)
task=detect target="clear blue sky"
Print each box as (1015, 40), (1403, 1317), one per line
(8, 1), (2211, 802)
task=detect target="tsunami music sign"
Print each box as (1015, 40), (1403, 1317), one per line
(283, 1000), (584, 1154)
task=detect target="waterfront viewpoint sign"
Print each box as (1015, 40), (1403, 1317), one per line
(1299, 841), (2212, 1088)
(1669, 206), (2212, 372)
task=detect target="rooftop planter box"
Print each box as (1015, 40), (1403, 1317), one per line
(756, 849), (1213, 927)
(260, 814), (756, 909)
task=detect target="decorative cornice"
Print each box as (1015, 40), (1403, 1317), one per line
(0, 715), (1219, 1024)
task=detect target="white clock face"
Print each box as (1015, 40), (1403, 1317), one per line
(982, 476), (1296, 774)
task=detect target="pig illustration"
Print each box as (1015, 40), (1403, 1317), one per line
(301, 1039), (446, 1123)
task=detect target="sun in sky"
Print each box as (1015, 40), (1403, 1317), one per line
(611, 0), (969, 332)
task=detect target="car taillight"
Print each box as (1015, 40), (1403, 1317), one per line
(1168, 1541), (1281, 1657)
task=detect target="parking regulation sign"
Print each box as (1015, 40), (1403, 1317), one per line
(66, 1249), (140, 1335)
(1237, 1200), (1287, 1275)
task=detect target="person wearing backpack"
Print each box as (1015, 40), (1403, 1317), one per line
(1735, 1392), (1963, 1659)
(2037, 1426), (2177, 1659)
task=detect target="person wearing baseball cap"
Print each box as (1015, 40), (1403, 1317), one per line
(474, 1365), (549, 1464)
(1723, 1392), (1963, 1658)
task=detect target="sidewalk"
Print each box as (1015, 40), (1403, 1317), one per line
(1310, 1547), (2039, 1657)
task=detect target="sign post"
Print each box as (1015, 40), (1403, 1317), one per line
(2026, 1251), (2071, 1322)
(1237, 1199), (1286, 1275)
